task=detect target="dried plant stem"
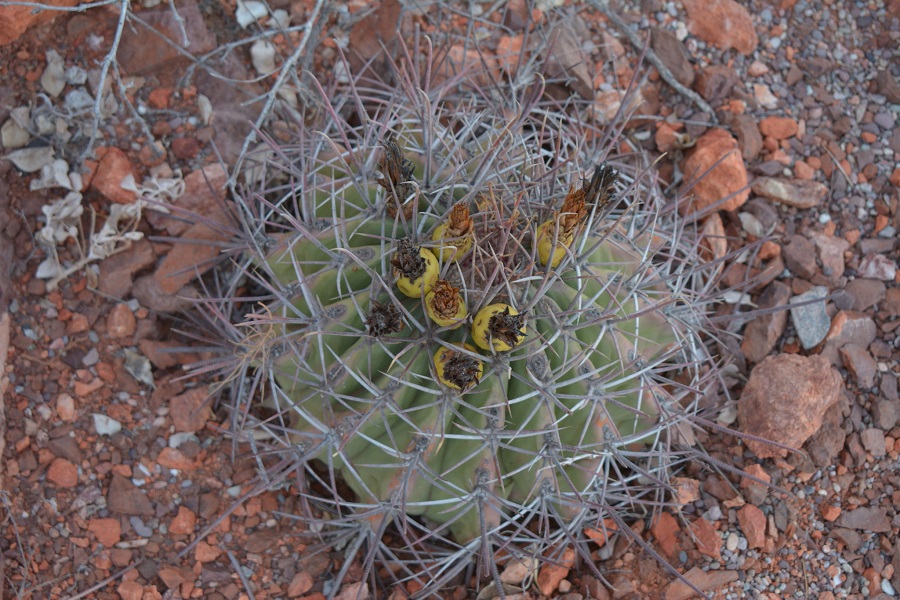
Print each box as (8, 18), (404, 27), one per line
(82, 0), (130, 162)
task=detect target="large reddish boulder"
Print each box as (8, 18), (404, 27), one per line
(681, 128), (749, 214)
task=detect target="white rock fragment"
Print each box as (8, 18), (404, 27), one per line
(271, 8), (290, 27)
(197, 94), (213, 125)
(35, 113), (56, 135)
(41, 50), (67, 97)
(5, 145), (55, 173)
(54, 117), (72, 144)
(65, 88), (95, 112)
(93, 413), (123, 436)
(738, 211), (767, 238)
(250, 40), (278, 75)
(65, 65), (88, 85)
(236, 0), (269, 28)
(168, 432), (199, 448)
(858, 254), (897, 281)
(1, 118), (29, 149)
(34, 190), (84, 280)
(753, 83), (779, 109)
(124, 348), (154, 387)
(277, 86), (298, 108)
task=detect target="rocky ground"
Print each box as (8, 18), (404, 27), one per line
(1, 0), (899, 599)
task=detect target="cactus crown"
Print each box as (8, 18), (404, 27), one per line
(206, 13), (725, 598)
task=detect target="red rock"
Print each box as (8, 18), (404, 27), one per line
(47, 457), (78, 488)
(681, 0), (758, 55)
(139, 339), (183, 369)
(147, 87), (172, 109)
(543, 22), (593, 99)
(74, 376), (104, 397)
(860, 428), (886, 457)
(335, 582), (370, 600)
(730, 114), (763, 161)
(692, 65), (738, 103)
(146, 164), (228, 235)
(91, 147), (137, 204)
(810, 231), (850, 282)
(741, 281), (790, 363)
(169, 506), (196, 534)
(153, 212), (230, 294)
(88, 517), (122, 547)
(195, 541), (222, 562)
(738, 354), (843, 458)
(537, 547), (575, 596)
(107, 474), (154, 516)
(782, 234), (817, 279)
(170, 387), (212, 433)
(158, 565), (189, 589)
(736, 505), (766, 548)
(655, 122), (681, 153)
(116, 0), (217, 76)
(836, 506), (891, 532)
(651, 27), (694, 87)
(67, 313), (89, 334)
(689, 517), (721, 560)
(56, 393), (78, 422)
(651, 512), (680, 559)
(664, 567), (739, 600)
(107, 303), (136, 339)
(890, 168), (900, 188)
(0, 0), (77, 45)
(99, 238), (156, 299)
(759, 116), (799, 140)
(671, 477), (701, 504)
(820, 505), (841, 522)
(794, 160), (815, 180)
(171, 137), (201, 160)
(740, 464), (772, 502)
(288, 572), (314, 597)
(839, 344), (877, 388)
(117, 581), (144, 600)
(156, 447), (195, 471)
(751, 177), (828, 209)
(681, 128), (749, 214)
(824, 311), (877, 365)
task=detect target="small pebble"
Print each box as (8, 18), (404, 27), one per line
(92, 413), (122, 436)
(726, 532), (739, 552)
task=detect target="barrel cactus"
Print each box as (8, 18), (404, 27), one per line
(211, 21), (722, 598)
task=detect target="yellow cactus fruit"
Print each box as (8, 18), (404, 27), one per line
(433, 342), (483, 390)
(432, 202), (474, 262)
(392, 238), (439, 298)
(425, 279), (467, 328)
(472, 303), (526, 352)
(536, 185), (587, 268)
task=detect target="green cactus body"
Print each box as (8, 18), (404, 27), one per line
(220, 28), (722, 596)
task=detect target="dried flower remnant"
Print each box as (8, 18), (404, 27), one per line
(472, 303), (526, 352)
(432, 202), (474, 262)
(583, 162), (621, 211)
(434, 343), (483, 390)
(378, 132), (417, 219)
(391, 238), (439, 297)
(366, 300), (404, 337)
(426, 279), (467, 328)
